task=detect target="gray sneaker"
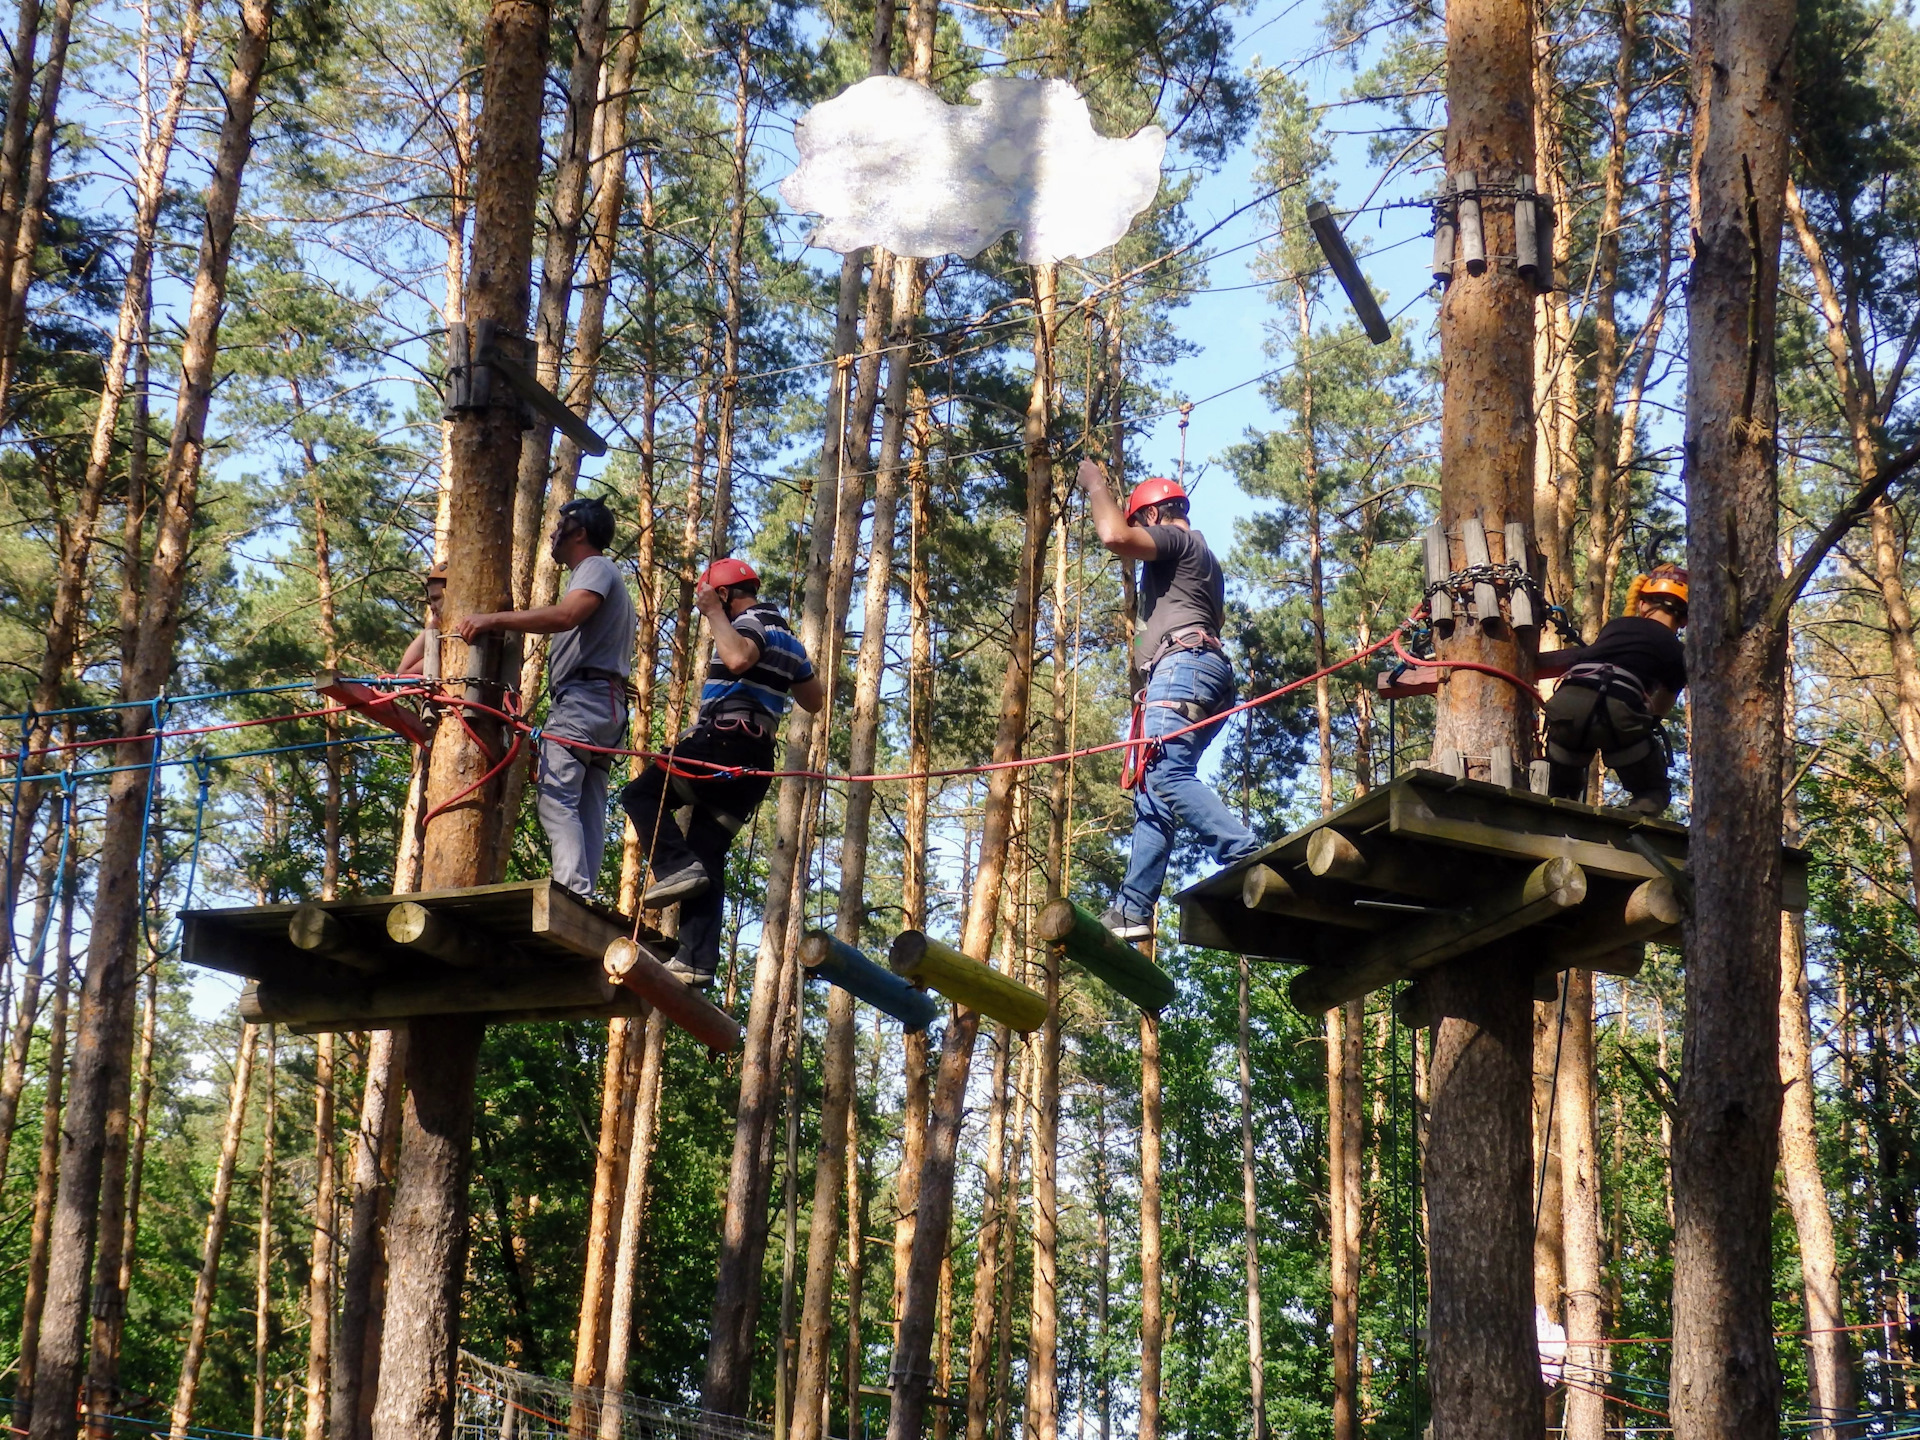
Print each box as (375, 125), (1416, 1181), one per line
(643, 861), (711, 908)
(663, 957), (716, 989)
(1099, 907), (1154, 943)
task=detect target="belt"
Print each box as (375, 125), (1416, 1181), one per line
(1560, 662), (1649, 707)
(1148, 626), (1224, 671)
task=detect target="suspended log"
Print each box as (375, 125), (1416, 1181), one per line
(1290, 856), (1588, 1013)
(799, 931), (938, 1032)
(888, 931), (1044, 1034)
(1035, 899), (1175, 1013)
(603, 937), (741, 1052)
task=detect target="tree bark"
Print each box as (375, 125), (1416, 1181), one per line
(15, 869), (72, 1432)
(963, 1021), (1017, 1440)
(572, 1018), (637, 1430)
(306, 1032), (338, 1440)
(334, 1027), (408, 1440)
(96, 960), (160, 1405)
(702, 253), (863, 1417)
(1238, 958), (1267, 1440)
(1557, 971), (1607, 1440)
(0, 0), (73, 419)
(1426, 2), (1543, 1436)
(168, 1024), (260, 1438)
(31, 9), (271, 1438)
(1330, 999), (1363, 1440)
(372, 3), (549, 1435)
(600, 1010), (667, 1432)
(1138, 1008), (1164, 1440)
(1672, 4), (1794, 1436)
(256, 1028), (279, 1440)
(887, 262), (1055, 1440)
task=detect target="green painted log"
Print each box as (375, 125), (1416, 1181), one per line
(888, 930), (1045, 1034)
(1035, 898), (1176, 1012)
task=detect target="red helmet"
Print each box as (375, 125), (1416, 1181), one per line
(1125, 476), (1187, 524)
(700, 558), (759, 590)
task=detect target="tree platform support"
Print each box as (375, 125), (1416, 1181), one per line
(182, 878), (740, 1049)
(1175, 768), (1808, 1015)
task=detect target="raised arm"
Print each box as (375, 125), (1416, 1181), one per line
(1077, 459), (1158, 561)
(697, 585), (762, 675)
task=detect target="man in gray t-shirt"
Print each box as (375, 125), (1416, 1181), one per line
(458, 497), (636, 896)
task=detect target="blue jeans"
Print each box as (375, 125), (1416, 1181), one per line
(1118, 648), (1258, 921)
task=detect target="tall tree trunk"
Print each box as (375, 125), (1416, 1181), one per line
(168, 1025), (261, 1438)
(1330, 999), (1363, 1440)
(1557, 971), (1607, 1440)
(0, 0), (73, 418)
(15, 878), (72, 1431)
(1532, 999), (1564, 1330)
(99, 962), (160, 1389)
(887, 262), (1055, 1440)
(963, 1021), (1017, 1440)
(702, 253), (863, 1416)
(257, 1028), (279, 1440)
(510, 0), (610, 606)
(600, 1011), (668, 1432)
(0, 0), (44, 276)
(1672, 4), (1794, 1436)
(306, 1033), (338, 1440)
(372, 2), (548, 1435)
(0, 787), (62, 1186)
(1138, 1007), (1164, 1440)
(1424, 3), (1542, 1438)
(33, 12), (271, 1437)
(0, 0), (200, 972)
(572, 1020), (637, 1430)
(1238, 958), (1267, 1440)
(707, 22), (753, 551)
(334, 1028), (407, 1440)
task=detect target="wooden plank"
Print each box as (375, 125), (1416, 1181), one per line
(1424, 522), (1454, 629)
(1289, 857), (1588, 1012)
(1462, 515), (1498, 619)
(1504, 522), (1536, 628)
(1179, 897), (1320, 963)
(183, 912), (361, 990)
(286, 989), (655, 1035)
(1390, 775), (1682, 883)
(531, 878), (632, 961)
(241, 961), (618, 1026)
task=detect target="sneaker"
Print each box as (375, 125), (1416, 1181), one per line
(663, 957), (716, 989)
(1099, 907), (1154, 943)
(643, 861), (711, 908)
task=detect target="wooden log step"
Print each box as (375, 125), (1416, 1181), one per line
(889, 931), (1045, 1034)
(602, 938), (741, 1053)
(242, 961), (616, 1027)
(1289, 856), (1588, 1012)
(800, 931), (939, 1032)
(1305, 831), (1479, 902)
(1240, 865), (1389, 929)
(386, 901), (482, 968)
(1538, 877), (1680, 974)
(288, 904), (383, 974)
(1036, 899), (1175, 1013)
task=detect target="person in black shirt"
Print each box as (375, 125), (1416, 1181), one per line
(620, 558), (823, 987)
(1078, 459), (1260, 942)
(1536, 564), (1689, 813)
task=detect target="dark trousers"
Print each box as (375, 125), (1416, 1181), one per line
(619, 717), (774, 974)
(1544, 683), (1669, 812)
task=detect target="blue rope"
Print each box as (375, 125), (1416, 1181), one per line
(132, 699), (168, 918)
(0, 676), (418, 728)
(179, 753), (213, 915)
(0, 732), (407, 785)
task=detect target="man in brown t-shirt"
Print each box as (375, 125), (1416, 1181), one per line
(1078, 459), (1259, 941)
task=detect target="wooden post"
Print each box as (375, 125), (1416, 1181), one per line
(1426, 0), (1544, 1435)
(370, 1), (549, 1436)
(1138, 1007), (1163, 1440)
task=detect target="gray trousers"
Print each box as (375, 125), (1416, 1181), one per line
(537, 680), (629, 897)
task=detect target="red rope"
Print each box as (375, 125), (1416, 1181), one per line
(1390, 628), (1546, 708)
(21, 693), (428, 758)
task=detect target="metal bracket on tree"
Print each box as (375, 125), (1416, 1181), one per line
(445, 318), (608, 457)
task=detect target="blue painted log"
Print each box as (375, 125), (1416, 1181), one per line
(801, 930), (940, 1032)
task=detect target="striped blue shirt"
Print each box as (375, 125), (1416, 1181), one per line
(700, 603), (814, 724)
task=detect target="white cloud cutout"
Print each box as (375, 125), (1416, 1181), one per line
(779, 76), (1167, 264)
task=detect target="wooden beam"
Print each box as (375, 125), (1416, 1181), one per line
(1390, 777), (1682, 883)
(800, 931), (939, 1032)
(1304, 832), (1483, 901)
(286, 989), (655, 1035)
(1290, 857), (1588, 1012)
(385, 901), (481, 969)
(1538, 878), (1680, 972)
(241, 962), (617, 1026)
(602, 937), (740, 1052)
(1035, 899), (1176, 1013)
(889, 931), (1045, 1034)
(1240, 864), (1390, 928)
(289, 905), (382, 974)
(530, 877), (631, 960)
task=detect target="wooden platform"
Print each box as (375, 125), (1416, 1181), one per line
(1175, 769), (1809, 1014)
(182, 878), (720, 1038)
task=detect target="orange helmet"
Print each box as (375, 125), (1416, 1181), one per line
(426, 560), (449, 583)
(1125, 476), (1188, 524)
(1627, 564), (1688, 619)
(700, 558), (760, 591)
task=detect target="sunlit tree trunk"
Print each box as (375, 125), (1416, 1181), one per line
(0, 0), (73, 418)
(15, 860), (73, 1431)
(168, 1025), (261, 1438)
(1557, 972), (1607, 1440)
(334, 1027), (407, 1440)
(256, 1028), (279, 1439)
(306, 1034), (338, 1440)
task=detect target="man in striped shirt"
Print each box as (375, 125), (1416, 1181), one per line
(621, 558), (822, 986)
